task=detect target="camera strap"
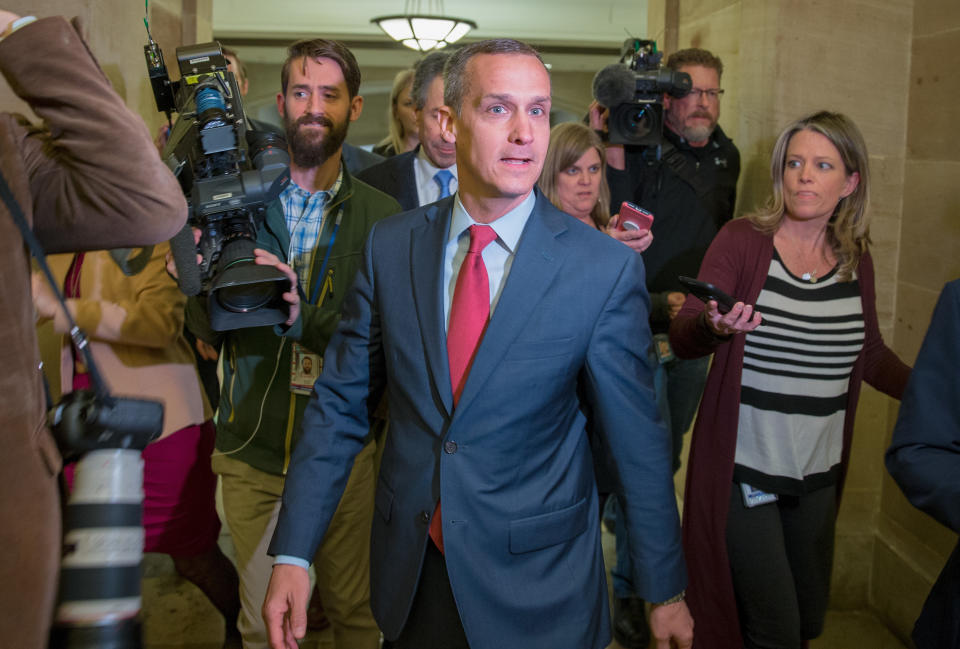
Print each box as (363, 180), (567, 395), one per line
(0, 169), (112, 401)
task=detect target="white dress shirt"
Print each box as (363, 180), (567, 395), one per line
(414, 147), (458, 206)
(442, 191), (536, 327)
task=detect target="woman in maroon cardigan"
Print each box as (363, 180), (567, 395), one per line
(669, 111), (910, 649)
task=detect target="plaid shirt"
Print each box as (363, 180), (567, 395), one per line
(279, 167), (343, 292)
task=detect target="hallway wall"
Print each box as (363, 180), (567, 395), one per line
(0, 1), (211, 127)
(874, 0), (960, 637)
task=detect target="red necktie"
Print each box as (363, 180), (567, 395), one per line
(430, 224), (498, 553)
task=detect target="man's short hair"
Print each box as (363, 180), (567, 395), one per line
(443, 39), (546, 115)
(412, 52), (450, 111)
(281, 39), (361, 98)
(665, 48), (723, 80)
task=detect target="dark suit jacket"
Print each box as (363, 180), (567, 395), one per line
(342, 142), (385, 175)
(355, 148), (419, 211)
(270, 191), (685, 649)
(887, 279), (960, 649)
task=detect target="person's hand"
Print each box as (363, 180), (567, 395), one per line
(704, 299), (762, 336)
(587, 99), (608, 132)
(165, 227), (203, 280)
(31, 272), (59, 323)
(607, 214), (653, 253)
(588, 100), (625, 170)
(0, 11), (22, 37)
(195, 338), (219, 361)
(667, 291), (686, 320)
(649, 600), (694, 649)
(155, 123), (171, 155)
(254, 249), (300, 326)
(262, 563), (310, 649)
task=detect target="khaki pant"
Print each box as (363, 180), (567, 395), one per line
(213, 442), (379, 649)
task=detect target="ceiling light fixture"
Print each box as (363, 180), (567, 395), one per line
(372, 0), (477, 52)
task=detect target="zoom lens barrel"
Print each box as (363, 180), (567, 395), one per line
(51, 449), (146, 649)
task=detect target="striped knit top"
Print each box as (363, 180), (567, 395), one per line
(733, 250), (864, 495)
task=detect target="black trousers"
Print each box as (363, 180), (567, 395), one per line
(726, 482), (836, 649)
(383, 541), (471, 649)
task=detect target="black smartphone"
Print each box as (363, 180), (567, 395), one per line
(678, 275), (738, 314)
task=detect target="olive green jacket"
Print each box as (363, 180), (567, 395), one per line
(186, 169), (400, 475)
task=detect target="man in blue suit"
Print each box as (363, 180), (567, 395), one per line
(356, 51), (457, 210)
(887, 279), (960, 649)
(262, 39), (693, 649)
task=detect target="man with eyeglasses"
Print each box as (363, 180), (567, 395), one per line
(593, 46), (740, 649)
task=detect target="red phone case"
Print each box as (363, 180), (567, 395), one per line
(618, 201), (654, 231)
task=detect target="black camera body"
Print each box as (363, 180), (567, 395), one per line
(593, 39), (692, 146)
(146, 41), (292, 331)
(50, 390), (164, 457)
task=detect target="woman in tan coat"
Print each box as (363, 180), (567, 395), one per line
(35, 243), (241, 646)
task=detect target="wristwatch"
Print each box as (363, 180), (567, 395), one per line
(655, 590), (686, 606)
(0, 15), (36, 40)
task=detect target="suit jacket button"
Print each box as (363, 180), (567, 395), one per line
(444, 441), (458, 454)
(420, 510), (430, 524)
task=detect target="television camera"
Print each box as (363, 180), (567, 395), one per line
(592, 38), (692, 146)
(145, 38), (291, 331)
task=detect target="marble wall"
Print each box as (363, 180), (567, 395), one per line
(875, 0), (960, 638)
(0, 1), (211, 126)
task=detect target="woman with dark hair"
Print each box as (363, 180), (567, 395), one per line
(373, 68), (418, 157)
(670, 111), (911, 649)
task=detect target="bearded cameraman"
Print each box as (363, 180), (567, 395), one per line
(590, 47), (740, 649)
(0, 11), (186, 648)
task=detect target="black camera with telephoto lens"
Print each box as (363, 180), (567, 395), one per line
(48, 389), (163, 649)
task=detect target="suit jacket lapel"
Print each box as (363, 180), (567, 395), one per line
(410, 197), (456, 416)
(400, 157), (418, 210)
(453, 196), (567, 413)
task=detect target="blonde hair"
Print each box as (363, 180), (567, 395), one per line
(746, 111), (871, 281)
(377, 68), (415, 154)
(538, 122), (611, 228)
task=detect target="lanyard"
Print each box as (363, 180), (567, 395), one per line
(307, 205), (343, 305)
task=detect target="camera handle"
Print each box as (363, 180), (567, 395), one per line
(0, 169), (112, 402)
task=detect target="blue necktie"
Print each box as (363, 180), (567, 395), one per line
(434, 169), (454, 199)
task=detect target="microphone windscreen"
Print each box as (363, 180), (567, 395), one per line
(592, 64), (636, 109)
(169, 224), (203, 296)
